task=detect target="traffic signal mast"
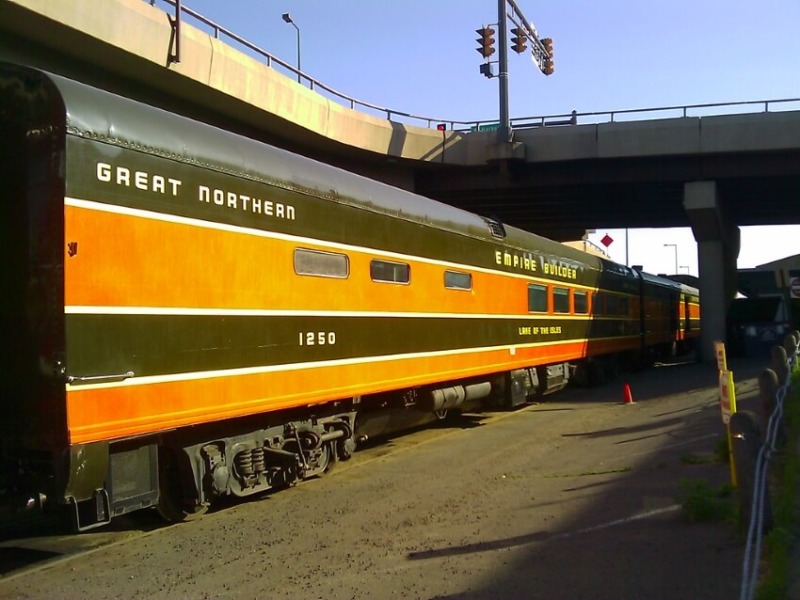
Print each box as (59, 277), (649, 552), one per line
(505, 20), (554, 76)
(509, 27), (527, 54)
(541, 37), (554, 75)
(475, 0), (555, 143)
(476, 26), (496, 79)
(476, 26), (496, 59)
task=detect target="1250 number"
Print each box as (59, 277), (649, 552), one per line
(299, 331), (337, 346)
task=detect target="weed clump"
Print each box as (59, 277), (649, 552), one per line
(679, 479), (736, 523)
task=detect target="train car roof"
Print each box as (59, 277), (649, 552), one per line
(638, 269), (700, 295)
(2, 63), (608, 271)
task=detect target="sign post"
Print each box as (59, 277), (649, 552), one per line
(718, 369), (737, 425)
(714, 340), (727, 372)
(715, 342), (737, 486)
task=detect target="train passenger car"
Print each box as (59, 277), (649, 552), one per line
(0, 64), (699, 530)
(677, 284), (701, 353)
(638, 271), (701, 361)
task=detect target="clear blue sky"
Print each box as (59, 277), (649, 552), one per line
(170, 0), (800, 275)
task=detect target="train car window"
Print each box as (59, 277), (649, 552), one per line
(574, 291), (588, 314)
(371, 259), (410, 284)
(294, 248), (349, 278)
(553, 287), (570, 313)
(606, 294), (618, 315)
(444, 270), (472, 291)
(592, 292), (605, 315)
(619, 296), (630, 316)
(527, 284), (548, 312)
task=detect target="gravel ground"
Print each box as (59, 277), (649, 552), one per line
(0, 357), (766, 600)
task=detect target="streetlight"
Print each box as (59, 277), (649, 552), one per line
(281, 12), (301, 83)
(663, 243), (678, 275)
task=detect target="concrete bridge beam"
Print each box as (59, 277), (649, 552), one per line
(683, 181), (740, 362)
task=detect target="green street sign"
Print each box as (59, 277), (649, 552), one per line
(470, 122), (500, 132)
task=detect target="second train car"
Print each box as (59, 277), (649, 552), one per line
(0, 64), (699, 530)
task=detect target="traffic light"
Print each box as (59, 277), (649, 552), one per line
(510, 27), (527, 54)
(476, 26), (495, 58)
(542, 37), (554, 75)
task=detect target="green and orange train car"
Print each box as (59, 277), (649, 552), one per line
(0, 64), (700, 530)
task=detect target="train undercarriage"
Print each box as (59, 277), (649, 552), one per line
(0, 362), (577, 531)
(13, 342), (704, 532)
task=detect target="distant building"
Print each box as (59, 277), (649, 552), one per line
(562, 239), (609, 258)
(756, 254), (800, 271)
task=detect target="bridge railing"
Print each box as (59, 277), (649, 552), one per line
(506, 98), (800, 131)
(148, 0), (471, 129)
(149, 1), (800, 133)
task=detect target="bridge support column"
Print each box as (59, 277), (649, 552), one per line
(683, 181), (740, 362)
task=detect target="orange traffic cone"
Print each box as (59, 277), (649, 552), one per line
(623, 383), (634, 404)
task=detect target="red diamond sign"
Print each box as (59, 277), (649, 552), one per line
(600, 234), (614, 248)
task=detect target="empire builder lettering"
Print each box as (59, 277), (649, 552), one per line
(494, 248), (578, 280)
(495, 249), (538, 273)
(542, 261), (578, 280)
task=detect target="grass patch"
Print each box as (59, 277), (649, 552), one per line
(680, 439), (729, 466)
(757, 526), (793, 600)
(755, 367), (800, 600)
(680, 452), (714, 465)
(679, 479), (737, 523)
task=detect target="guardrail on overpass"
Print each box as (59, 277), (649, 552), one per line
(150, 0), (800, 133)
(149, 0), (468, 130)
(6, 0), (800, 171)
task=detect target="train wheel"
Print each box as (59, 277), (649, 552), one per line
(319, 442), (336, 475)
(156, 447), (208, 523)
(304, 442), (336, 479)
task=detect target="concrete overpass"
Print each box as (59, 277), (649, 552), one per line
(2, 0), (799, 360)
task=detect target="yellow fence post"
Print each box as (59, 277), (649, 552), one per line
(715, 341), (737, 488)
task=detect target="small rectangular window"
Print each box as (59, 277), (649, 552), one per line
(528, 284), (548, 313)
(574, 291), (588, 314)
(294, 248), (349, 278)
(619, 296), (629, 316)
(593, 292), (605, 315)
(553, 287), (570, 313)
(371, 259), (410, 284)
(444, 270), (472, 290)
(606, 294), (618, 315)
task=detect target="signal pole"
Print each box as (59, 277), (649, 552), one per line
(477, 0), (554, 144)
(497, 0), (511, 143)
